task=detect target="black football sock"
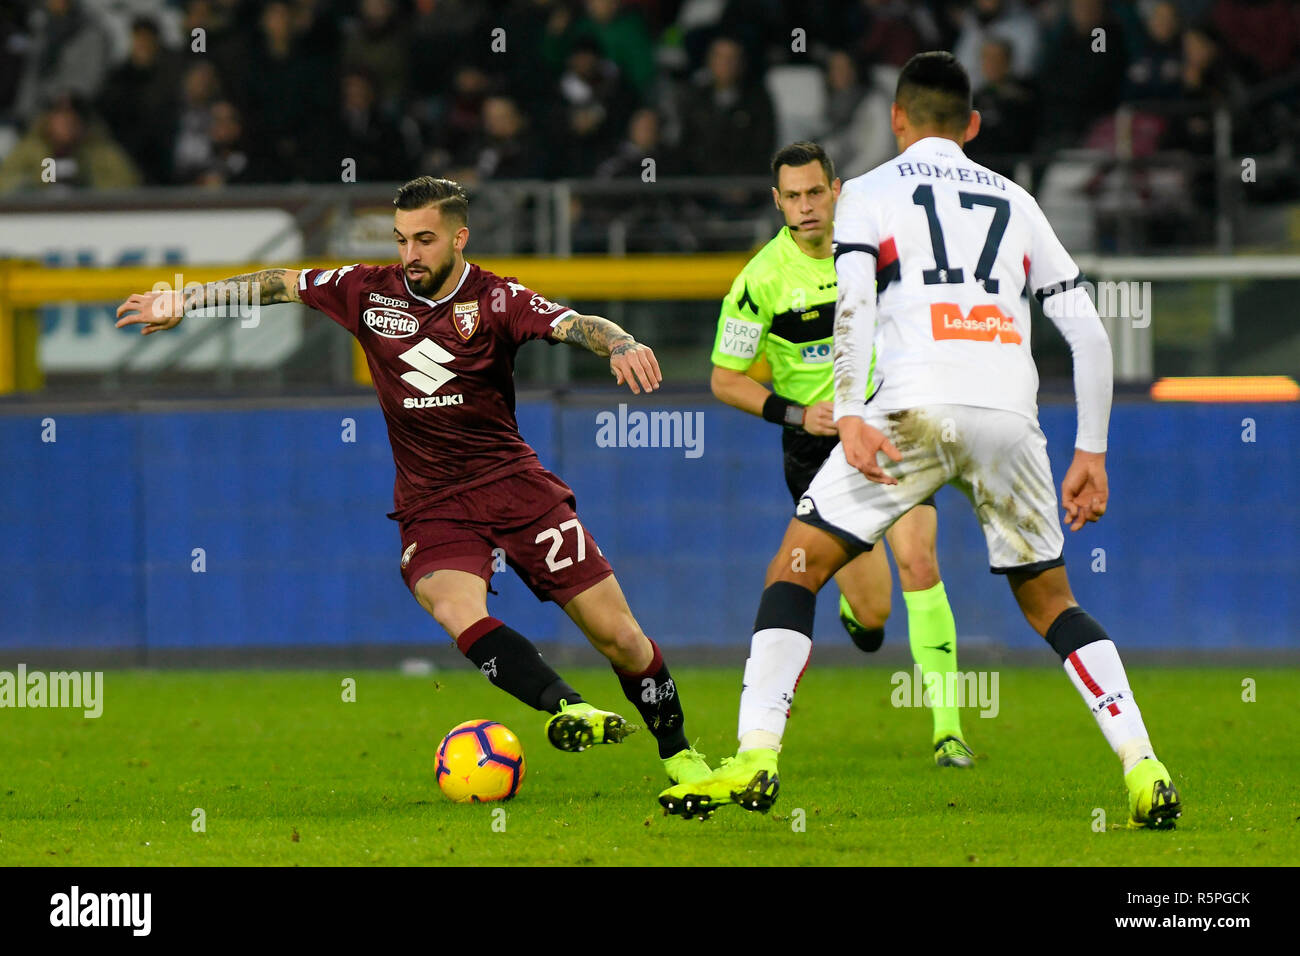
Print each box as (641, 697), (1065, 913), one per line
(612, 638), (689, 759)
(456, 617), (582, 714)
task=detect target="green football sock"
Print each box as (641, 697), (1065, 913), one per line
(903, 581), (963, 742)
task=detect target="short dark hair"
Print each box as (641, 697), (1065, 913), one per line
(771, 141), (835, 188)
(895, 51), (972, 134)
(393, 176), (469, 225)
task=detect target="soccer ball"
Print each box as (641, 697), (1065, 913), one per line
(435, 719), (526, 803)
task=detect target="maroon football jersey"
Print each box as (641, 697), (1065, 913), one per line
(297, 261), (574, 520)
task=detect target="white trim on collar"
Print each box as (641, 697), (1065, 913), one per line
(403, 260), (470, 307)
(906, 136), (964, 157)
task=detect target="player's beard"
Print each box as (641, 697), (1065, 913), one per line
(406, 252), (456, 296)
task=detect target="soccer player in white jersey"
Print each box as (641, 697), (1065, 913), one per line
(660, 52), (1182, 829)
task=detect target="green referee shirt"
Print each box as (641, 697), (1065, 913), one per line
(711, 227), (875, 406)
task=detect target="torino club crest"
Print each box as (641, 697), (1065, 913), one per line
(453, 300), (480, 340)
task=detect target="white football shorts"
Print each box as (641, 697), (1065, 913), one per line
(797, 404), (1066, 574)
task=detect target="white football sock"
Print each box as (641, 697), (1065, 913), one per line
(1062, 639), (1156, 773)
(737, 628), (812, 750)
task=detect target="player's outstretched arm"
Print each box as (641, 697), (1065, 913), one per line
(549, 312), (662, 394)
(115, 268), (302, 335)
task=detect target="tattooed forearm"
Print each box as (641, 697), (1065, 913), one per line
(549, 313), (636, 356)
(183, 269), (300, 310)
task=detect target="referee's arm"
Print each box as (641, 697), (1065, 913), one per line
(710, 363), (774, 417)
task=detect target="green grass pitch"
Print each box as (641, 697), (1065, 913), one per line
(2, 666), (1296, 866)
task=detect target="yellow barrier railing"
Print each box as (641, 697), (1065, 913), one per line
(0, 255), (749, 307)
(0, 255), (749, 393)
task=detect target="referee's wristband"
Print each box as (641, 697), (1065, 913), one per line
(762, 394), (805, 429)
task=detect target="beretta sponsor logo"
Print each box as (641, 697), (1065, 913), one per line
(364, 307), (419, 338)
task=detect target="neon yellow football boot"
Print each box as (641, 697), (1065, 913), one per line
(662, 747), (711, 786)
(658, 747), (779, 819)
(544, 700), (635, 752)
(1125, 757), (1182, 829)
(933, 734), (976, 768)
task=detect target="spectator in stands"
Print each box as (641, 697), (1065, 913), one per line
(1123, 1), (1184, 104)
(678, 35), (774, 176)
(290, 0), (346, 95)
(502, 0), (568, 106)
(554, 35), (635, 176)
(818, 48), (894, 179)
(244, 0), (333, 182)
(595, 106), (672, 178)
(1209, 0), (1300, 82)
(953, 0), (1042, 86)
(98, 16), (181, 186)
(321, 66), (416, 183)
(1037, 0), (1129, 150)
(966, 37), (1037, 176)
(172, 60), (223, 185)
(186, 100), (271, 188)
(421, 64), (495, 172)
(0, 6), (30, 124)
(0, 92), (141, 194)
(670, 0), (782, 79)
(569, 0), (658, 97)
(1163, 25), (1240, 154)
(343, 0), (410, 115)
(409, 0), (486, 101)
(846, 0), (944, 70)
(13, 0), (114, 124)
(181, 0), (254, 109)
(456, 95), (547, 183)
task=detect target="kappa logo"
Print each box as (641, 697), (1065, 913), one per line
(369, 292), (410, 308)
(453, 300), (480, 340)
(480, 657), (498, 679)
(640, 677), (676, 705)
(400, 542), (417, 570)
(796, 497), (814, 516)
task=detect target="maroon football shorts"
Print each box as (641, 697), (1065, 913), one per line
(397, 467), (614, 606)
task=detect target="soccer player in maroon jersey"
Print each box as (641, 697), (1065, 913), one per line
(115, 176), (712, 786)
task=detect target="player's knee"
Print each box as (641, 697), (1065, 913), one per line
(894, 550), (940, 591)
(423, 593), (487, 639)
(592, 615), (646, 661)
(854, 596), (890, 630)
(765, 551), (833, 592)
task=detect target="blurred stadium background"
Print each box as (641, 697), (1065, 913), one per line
(1, 0), (1297, 666)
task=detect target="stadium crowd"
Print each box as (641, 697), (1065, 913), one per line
(1, 0), (1298, 195)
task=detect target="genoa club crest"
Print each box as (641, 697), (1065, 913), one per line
(452, 300), (480, 340)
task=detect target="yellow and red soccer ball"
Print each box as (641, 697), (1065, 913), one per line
(435, 719), (526, 803)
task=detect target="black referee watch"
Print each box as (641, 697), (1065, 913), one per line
(762, 394), (805, 429)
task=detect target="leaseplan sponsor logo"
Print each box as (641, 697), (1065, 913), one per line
(50, 886), (151, 936)
(364, 307), (419, 338)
